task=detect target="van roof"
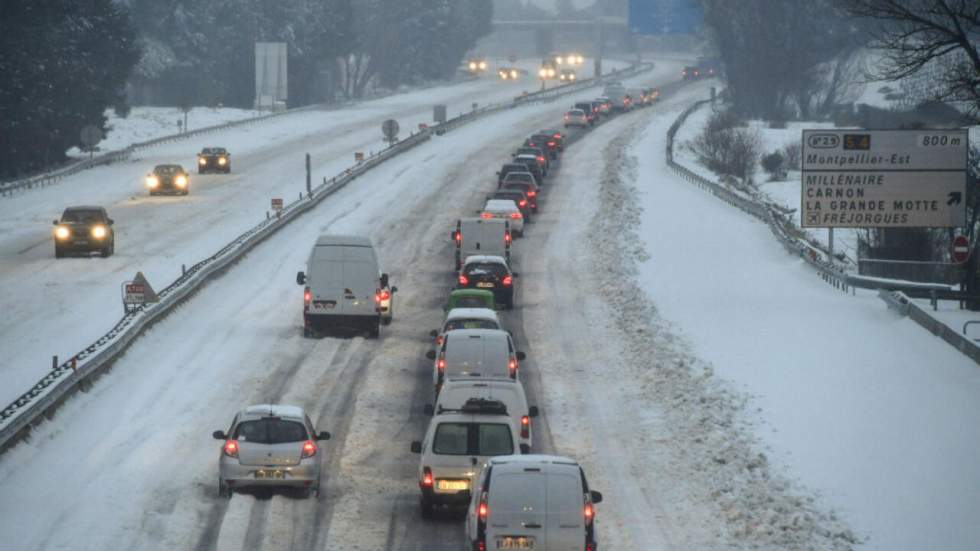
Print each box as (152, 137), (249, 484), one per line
(240, 404), (306, 421)
(314, 234), (373, 247)
(488, 454), (581, 468)
(459, 217), (505, 227)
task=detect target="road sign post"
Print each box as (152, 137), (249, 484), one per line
(801, 129), (968, 229)
(122, 271), (159, 314)
(271, 198), (283, 218)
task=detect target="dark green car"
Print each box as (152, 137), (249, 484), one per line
(444, 289), (496, 311)
(53, 206), (115, 258)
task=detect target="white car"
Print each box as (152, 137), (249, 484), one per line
(426, 328), (525, 395)
(410, 398), (521, 517)
(427, 378), (539, 449)
(564, 108), (589, 128)
(430, 307), (503, 346)
(480, 199), (525, 236)
(465, 455), (603, 551)
(212, 404), (331, 498)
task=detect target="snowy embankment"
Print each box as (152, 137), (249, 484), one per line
(631, 94), (980, 549)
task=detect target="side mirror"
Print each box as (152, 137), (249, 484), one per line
(429, 329), (439, 338)
(425, 350), (437, 360)
(107, 218), (114, 225)
(317, 431), (331, 441)
(528, 406), (539, 418)
(520, 443), (531, 454)
(391, 286), (398, 293)
(495, 171), (501, 176)
(516, 351), (526, 361)
(52, 220), (59, 225)
(511, 272), (519, 278)
(212, 430), (226, 440)
(423, 404), (434, 415)
(380, 273), (389, 288)
(296, 271), (306, 285)
(590, 490), (603, 504)
(410, 441), (422, 454)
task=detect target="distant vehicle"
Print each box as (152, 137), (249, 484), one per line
(697, 56), (722, 77)
(197, 147), (231, 174)
(525, 133), (560, 160)
(452, 217), (511, 271)
(466, 57), (488, 74)
(146, 164), (190, 195)
(430, 307), (504, 346)
(428, 378), (539, 449)
(481, 200), (525, 237)
(501, 178), (540, 213)
(497, 67), (523, 80)
(603, 83), (630, 111)
(212, 404), (331, 498)
(513, 154), (545, 184)
(410, 397), (521, 517)
(486, 189), (532, 221)
(644, 87), (661, 103)
(445, 289), (496, 311)
(458, 254), (518, 308)
(595, 97), (612, 114)
(540, 129), (565, 151)
(426, 327), (525, 392)
(538, 60), (557, 80)
(295, 235), (396, 338)
(513, 147), (548, 174)
(573, 101), (598, 124)
(682, 65), (701, 80)
(52, 206), (115, 258)
(465, 455), (603, 551)
(565, 108), (589, 127)
(559, 68), (577, 82)
(499, 161), (542, 187)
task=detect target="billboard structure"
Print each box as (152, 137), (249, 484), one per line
(255, 42), (287, 110)
(628, 0), (702, 35)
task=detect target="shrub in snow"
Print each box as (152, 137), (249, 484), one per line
(761, 151), (786, 181)
(705, 109), (743, 132)
(783, 142), (802, 170)
(768, 118), (787, 129)
(688, 121), (761, 182)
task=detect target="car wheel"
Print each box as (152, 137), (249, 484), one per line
(368, 323), (380, 339)
(420, 497), (434, 519)
(100, 245), (111, 258)
(218, 479), (231, 498)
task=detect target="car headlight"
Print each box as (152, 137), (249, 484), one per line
(91, 225), (107, 239)
(175, 175), (187, 187)
(469, 62), (477, 70)
(198, 158), (206, 165)
(146, 176), (159, 188)
(538, 68), (547, 78)
(479, 61), (486, 70)
(218, 157), (227, 165)
(510, 70), (517, 78)
(55, 226), (70, 239)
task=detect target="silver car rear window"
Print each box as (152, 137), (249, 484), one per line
(234, 419), (308, 444)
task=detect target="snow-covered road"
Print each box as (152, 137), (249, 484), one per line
(0, 58), (624, 409)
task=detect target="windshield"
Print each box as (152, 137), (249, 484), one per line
(465, 262), (507, 278)
(504, 173), (533, 184)
(432, 422), (513, 456)
(445, 319), (498, 331)
(61, 210), (103, 223)
(454, 296), (490, 308)
(233, 418), (308, 444)
(154, 165), (181, 175)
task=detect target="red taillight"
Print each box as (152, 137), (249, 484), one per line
(508, 358), (518, 376)
(480, 212), (493, 219)
(547, 141), (555, 147)
(518, 199), (527, 207)
(375, 289), (390, 303)
(564, 115), (570, 120)
(303, 287), (311, 303)
(478, 491), (489, 519)
(302, 440), (317, 458)
(585, 503), (594, 520)
(454, 230), (461, 244)
(509, 212), (522, 219)
(438, 357), (446, 372)
(521, 415), (530, 439)
(553, 133), (561, 139)
(421, 466), (433, 487)
(459, 274), (469, 285)
(223, 440), (239, 458)
(526, 190), (536, 197)
(505, 231), (512, 244)
(477, 542), (486, 551)
(536, 155), (545, 163)
(502, 275), (512, 287)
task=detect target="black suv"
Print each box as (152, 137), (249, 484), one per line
(197, 147), (231, 174)
(53, 206), (115, 258)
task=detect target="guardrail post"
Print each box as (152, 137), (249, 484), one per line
(182, 264), (186, 276)
(305, 153), (311, 196)
(52, 355), (57, 371)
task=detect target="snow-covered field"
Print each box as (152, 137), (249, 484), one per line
(636, 94), (980, 549)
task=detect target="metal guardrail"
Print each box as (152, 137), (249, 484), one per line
(0, 61), (653, 455)
(667, 99), (979, 364)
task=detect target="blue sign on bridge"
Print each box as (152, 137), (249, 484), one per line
(628, 0), (702, 35)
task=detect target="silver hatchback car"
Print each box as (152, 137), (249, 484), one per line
(212, 404), (331, 498)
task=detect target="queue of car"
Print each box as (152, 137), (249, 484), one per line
(52, 146), (233, 258)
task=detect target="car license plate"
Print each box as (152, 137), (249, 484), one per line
(436, 479), (469, 491)
(476, 282), (494, 288)
(255, 469), (285, 479)
(314, 301), (336, 310)
(497, 536), (534, 549)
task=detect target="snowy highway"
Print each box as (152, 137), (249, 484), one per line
(0, 58), (625, 409)
(0, 60), (691, 550)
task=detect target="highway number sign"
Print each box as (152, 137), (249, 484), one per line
(271, 198), (283, 212)
(801, 129), (967, 228)
(953, 235), (970, 264)
(124, 283), (145, 304)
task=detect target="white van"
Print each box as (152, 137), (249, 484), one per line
(452, 217), (511, 271)
(427, 378), (539, 449)
(295, 235), (396, 338)
(426, 329), (525, 396)
(603, 82), (629, 111)
(465, 454), (603, 551)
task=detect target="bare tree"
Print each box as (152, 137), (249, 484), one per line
(846, 0), (980, 120)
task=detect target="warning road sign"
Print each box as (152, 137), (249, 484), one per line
(801, 129), (967, 228)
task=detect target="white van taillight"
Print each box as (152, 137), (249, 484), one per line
(505, 231), (512, 244)
(454, 230), (461, 244)
(459, 274), (469, 286)
(509, 212), (522, 220)
(478, 491), (489, 520)
(302, 440), (317, 458)
(303, 287), (311, 304)
(375, 289), (390, 303)
(584, 502), (594, 521)
(480, 212), (493, 219)
(438, 356), (446, 372)
(421, 466), (433, 488)
(223, 440), (239, 458)
(508, 358), (518, 376)
(520, 415), (530, 439)
(502, 275), (512, 287)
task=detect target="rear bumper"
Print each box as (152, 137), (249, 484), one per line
(421, 486), (472, 505)
(219, 458), (320, 488)
(305, 312), (380, 330)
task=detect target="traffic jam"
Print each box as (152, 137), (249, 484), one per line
(49, 74), (660, 551)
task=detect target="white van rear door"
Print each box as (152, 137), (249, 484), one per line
(341, 259), (377, 316)
(486, 471), (547, 550)
(546, 471), (585, 550)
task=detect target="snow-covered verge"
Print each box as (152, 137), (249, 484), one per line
(634, 98), (980, 550)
